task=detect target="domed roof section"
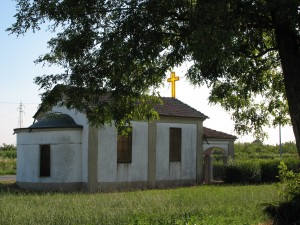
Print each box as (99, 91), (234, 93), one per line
(29, 113), (83, 129)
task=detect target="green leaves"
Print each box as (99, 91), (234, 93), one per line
(8, 0), (299, 141)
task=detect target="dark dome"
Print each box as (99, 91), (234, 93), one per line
(29, 113), (83, 129)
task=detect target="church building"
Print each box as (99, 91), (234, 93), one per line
(14, 97), (236, 192)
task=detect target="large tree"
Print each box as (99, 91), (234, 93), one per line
(8, 0), (300, 155)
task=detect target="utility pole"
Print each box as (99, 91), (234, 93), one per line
(279, 122), (282, 159)
(17, 101), (24, 128)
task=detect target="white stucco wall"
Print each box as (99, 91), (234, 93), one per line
(203, 141), (229, 156)
(51, 106), (89, 182)
(16, 129), (82, 183)
(156, 123), (197, 181)
(98, 122), (149, 182)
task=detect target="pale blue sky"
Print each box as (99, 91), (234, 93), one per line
(0, 0), (295, 145)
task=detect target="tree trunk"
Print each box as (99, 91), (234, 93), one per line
(271, 4), (300, 156)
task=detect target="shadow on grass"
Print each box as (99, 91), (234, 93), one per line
(0, 181), (24, 193)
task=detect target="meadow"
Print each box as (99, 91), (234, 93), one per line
(0, 144), (16, 175)
(0, 142), (298, 224)
(0, 182), (277, 225)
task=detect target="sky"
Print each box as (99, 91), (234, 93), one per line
(0, 1), (295, 146)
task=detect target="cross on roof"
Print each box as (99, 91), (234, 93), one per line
(167, 72), (179, 98)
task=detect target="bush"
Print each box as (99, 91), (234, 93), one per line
(260, 158), (300, 183)
(0, 149), (16, 159)
(264, 194), (300, 225)
(0, 144), (16, 159)
(224, 160), (261, 184)
(224, 158), (300, 184)
(264, 162), (300, 225)
(260, 159), (281, 183)
(0, 144), (16, 152)
(284, 158), (300, 172)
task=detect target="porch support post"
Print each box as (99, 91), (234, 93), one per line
(196, 120), (204, 184)
(87, 126), (98, 192)
(148, 121), (157, 187)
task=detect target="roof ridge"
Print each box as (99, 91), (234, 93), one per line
(203, 127), (237, 139)
(154, 97), (208, 119)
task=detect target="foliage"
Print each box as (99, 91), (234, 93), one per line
(0, 184), (278, 225)
(0, 144), (16, 175)
(222, 142), (299, 184)
(0, 144), (16, 152)
(260, 160), (281, 183)
(224, 158), (300, 184)
(263, 162), (300, 225)
(7, 1), (300, 148)
(234, 141), (298, 160)
(0, 149), (17, 159)
(277, 162), (300, 201)
(0, 158), (16, 175)
(224, 160), (262, 184)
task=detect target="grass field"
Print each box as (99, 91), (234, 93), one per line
(0, 158), (16, 175)
(0, 182), (278, 225)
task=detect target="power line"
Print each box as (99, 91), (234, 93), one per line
(0, 101), (39, 105)
(0, 112), (17, 117)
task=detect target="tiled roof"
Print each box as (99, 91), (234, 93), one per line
(203, 127), (237, 139)
(154, 97), (208, 119)
(34, 95), (208, 120)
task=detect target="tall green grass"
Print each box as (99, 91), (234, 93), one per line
(0, 144), (16, 175)
(0, 183), (277, 225)
(0, 158), (16, 175)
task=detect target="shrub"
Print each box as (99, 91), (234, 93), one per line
(260, 159), (281, 183)
(259, 158), (300, 183)
(224, 160), (261, 184)
(223, 163), (243, 183)
(264, 162), (300, 225)
(264, 194), (300, 225)
(0, 144), (16, 152)
(0, 149), (16, 159)
(224, 158), (300, 184)
(284, 158), (300, 172)
(0, 144), (16, 159)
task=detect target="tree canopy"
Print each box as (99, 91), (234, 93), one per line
(8, 0), (300, 153)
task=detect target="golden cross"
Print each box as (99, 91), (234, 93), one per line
(167, 71), (179, 98)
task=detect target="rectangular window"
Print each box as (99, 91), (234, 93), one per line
(117, 131), (132, 163)
(169, 128), (182, 162)
(40, 144), (51, 177)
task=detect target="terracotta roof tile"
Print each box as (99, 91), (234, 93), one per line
(203, 127), (237, 139)
(34, 95), (208, 120)
(154, 97), (208, 119)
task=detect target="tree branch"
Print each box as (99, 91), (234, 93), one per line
(244, 47), (278, 59)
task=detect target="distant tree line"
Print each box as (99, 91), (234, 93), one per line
(234, 141), (297, 160)
(0, 144), (16, 152)
(0, 144), (16, 159)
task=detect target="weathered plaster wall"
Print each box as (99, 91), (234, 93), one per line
(51, 106), (89, 182)
(16, 129), (82, 183)
(203, 139), (233, 156)
(156, 123), (197, 181)
(98, 122), (149, 182)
